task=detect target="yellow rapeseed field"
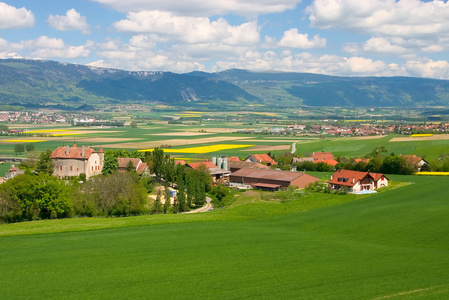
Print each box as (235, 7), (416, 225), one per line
(410, 134), (433, 137)
(416, 172), (449, 176)
(139, 144), (253, 153)
(26, 129), (72, 133)
(2, 140), (47, 143)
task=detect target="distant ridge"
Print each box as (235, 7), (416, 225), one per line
(1, 59), (449, 108)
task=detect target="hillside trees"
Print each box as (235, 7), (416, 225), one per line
(71, 172), (147, 217)
(0, 173), (72, 222)
(36, 149), (54, 175)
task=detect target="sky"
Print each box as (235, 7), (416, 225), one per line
(1, 0), (449, 79)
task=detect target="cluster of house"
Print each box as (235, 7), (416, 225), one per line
(292, 152), (339, 166)
(2, 144), (394, 194)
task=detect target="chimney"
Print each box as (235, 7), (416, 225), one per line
(65, 145), (69, 156)
(330, 174), (333, 180)
(81, 146), (85, 157)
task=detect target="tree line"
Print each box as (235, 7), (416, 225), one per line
(0, 148), (213, 223)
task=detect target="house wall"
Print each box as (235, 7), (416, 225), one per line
(375, 177), (389, 188)
(53, 153), (103, 179)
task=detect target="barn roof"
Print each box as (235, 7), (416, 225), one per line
(229, 160), (270, 170)
(231, 168), (310, 182)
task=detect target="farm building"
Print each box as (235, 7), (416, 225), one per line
(51, 144), (104, 179)
(117, 158), (149, 175)
(328, 169), (389, 192)
(186, 161), (231, 181)
(244, 154), (277, 166)
(229, 168), (319, 190)
(401, 155), (429, 172)
(312, 152), (334, 162)
(228, 160), (270, 173)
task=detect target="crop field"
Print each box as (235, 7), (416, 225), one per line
(0, 175), (448, 299)
(3, 121), (449, 160)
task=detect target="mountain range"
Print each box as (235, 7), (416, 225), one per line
(1, 59), (449, 109)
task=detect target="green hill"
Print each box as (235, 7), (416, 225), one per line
(211, 69), (449, 107)
(2, 59), (449, 108)
(1, 175), (448, 299)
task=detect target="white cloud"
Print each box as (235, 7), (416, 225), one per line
(277, 28), (326, 49)
(405, 58), (449, 79)
(0, 36), (91, 59)
(307, 0), (449, 38)
(91, 0), (300, 17)
(362, 37), (407, 54)
(0, 2), (34, 29)
(48, 9), (90, 34)
(94, 37), (205, 72)
(114, 11), (260, 45)
(213, 51), (409, 77)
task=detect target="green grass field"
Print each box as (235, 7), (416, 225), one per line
(1, 175), (449, 299)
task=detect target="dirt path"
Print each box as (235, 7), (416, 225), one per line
(183, 197), (213, 214)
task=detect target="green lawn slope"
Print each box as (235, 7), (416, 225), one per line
(1, 175), (448, 299)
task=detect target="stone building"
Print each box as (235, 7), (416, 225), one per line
(51, 144), (104, 179)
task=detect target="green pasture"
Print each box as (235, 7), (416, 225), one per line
(0, 162), (11, 177)
(1, 175), (449, 299)
(294, 135), (449, 159)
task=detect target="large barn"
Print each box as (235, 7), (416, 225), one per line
(229, 168), (319, 190)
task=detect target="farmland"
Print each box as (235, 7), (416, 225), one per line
(0, 174), (448, 299)
(3, 120), (449, 161)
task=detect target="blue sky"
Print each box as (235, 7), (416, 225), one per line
(1, 0), (449, 78)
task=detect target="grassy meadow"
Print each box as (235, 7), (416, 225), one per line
(1, 174), (449, 299)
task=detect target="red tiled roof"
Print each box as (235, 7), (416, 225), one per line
(402, 155), (422, 165)
(186, 161), (218, 169)
(175, 160), (186, 165)
(136, 162), (148, 174)
(355, 158), (370, 163)
(328, 169), (387, 187)
(51, 145), (96, 159)
(229, 156), (241, 161)
(316, 159), (339, 166)
(328, 169), (368, 187)
(118, 158), (142, 169)
(246, 154), (277, 165)
(313, 152), (334, 161)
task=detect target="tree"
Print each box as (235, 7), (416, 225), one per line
(163, 185), (171, 214)
(36, 149), (54, 175)
(25, 143), (35, 152)
(102, 151), (118, 176)
(0, 173), (72, 222)
(130, 121), (138, 128)
(14, 144), (25, 155)
(152, 148), (164, 178)
(152, 189), (163, 214)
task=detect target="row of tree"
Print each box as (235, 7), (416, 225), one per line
(1, 148), (213, 223)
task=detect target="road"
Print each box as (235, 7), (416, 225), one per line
(291, 141), (299, 154)
(182, 196), (213, 214)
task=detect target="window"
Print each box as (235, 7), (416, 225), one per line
(60, 166), (62, 171)
(92, 166), (93, 171)
(70, 166), (73, 171)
